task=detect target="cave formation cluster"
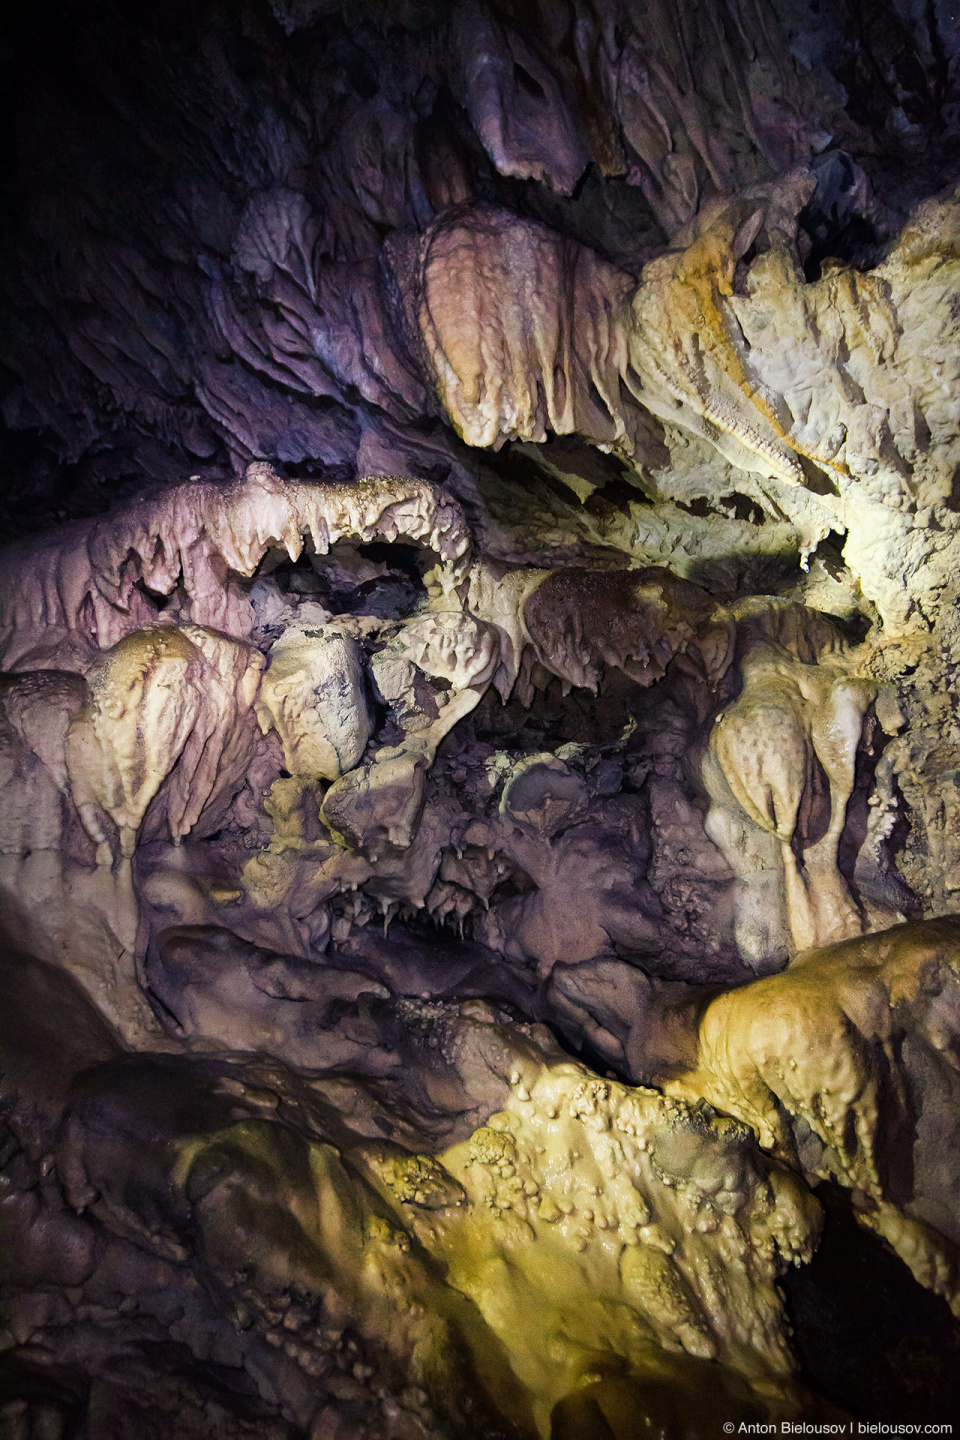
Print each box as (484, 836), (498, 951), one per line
(4, 0), (960, 1435)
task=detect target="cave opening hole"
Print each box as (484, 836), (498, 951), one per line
(797, 152), (886, 283)
(133, 576), (176, 612)
(513, 62), (547, 103)
(249, 537), (430, 622)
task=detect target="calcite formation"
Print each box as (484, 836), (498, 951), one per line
(702, 602), (878, 963)
(3, 0), (960, 1435)
(659, 918), (960, 1314)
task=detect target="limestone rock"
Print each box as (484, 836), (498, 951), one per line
(2, 0), (960, 1431)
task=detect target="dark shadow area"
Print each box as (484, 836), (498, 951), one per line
(782, 1184), (960, 1423)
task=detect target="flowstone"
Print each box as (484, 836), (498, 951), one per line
(4, 0), (960, 1432)
(1, 461), (959, 1434)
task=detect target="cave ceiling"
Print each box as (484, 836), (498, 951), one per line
(3, 1), (960, 1436)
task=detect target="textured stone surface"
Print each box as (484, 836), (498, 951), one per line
(3, 0), (960, 1434)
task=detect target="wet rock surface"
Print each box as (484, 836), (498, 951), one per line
(3, 0), (960, 1434)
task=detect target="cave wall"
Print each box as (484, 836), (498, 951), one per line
(2, 2), (960, 1436)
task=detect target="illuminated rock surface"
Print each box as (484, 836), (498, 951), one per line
(2, 0), (960, 1434)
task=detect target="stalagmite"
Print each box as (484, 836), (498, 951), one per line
(661, 917), (960, 1315)
(66, 625), (265, 858)
(258, 624), (370, 781)
(701, 605), (877, 963)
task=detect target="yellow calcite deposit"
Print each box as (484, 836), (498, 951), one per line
(665, 917), (960, 1311)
